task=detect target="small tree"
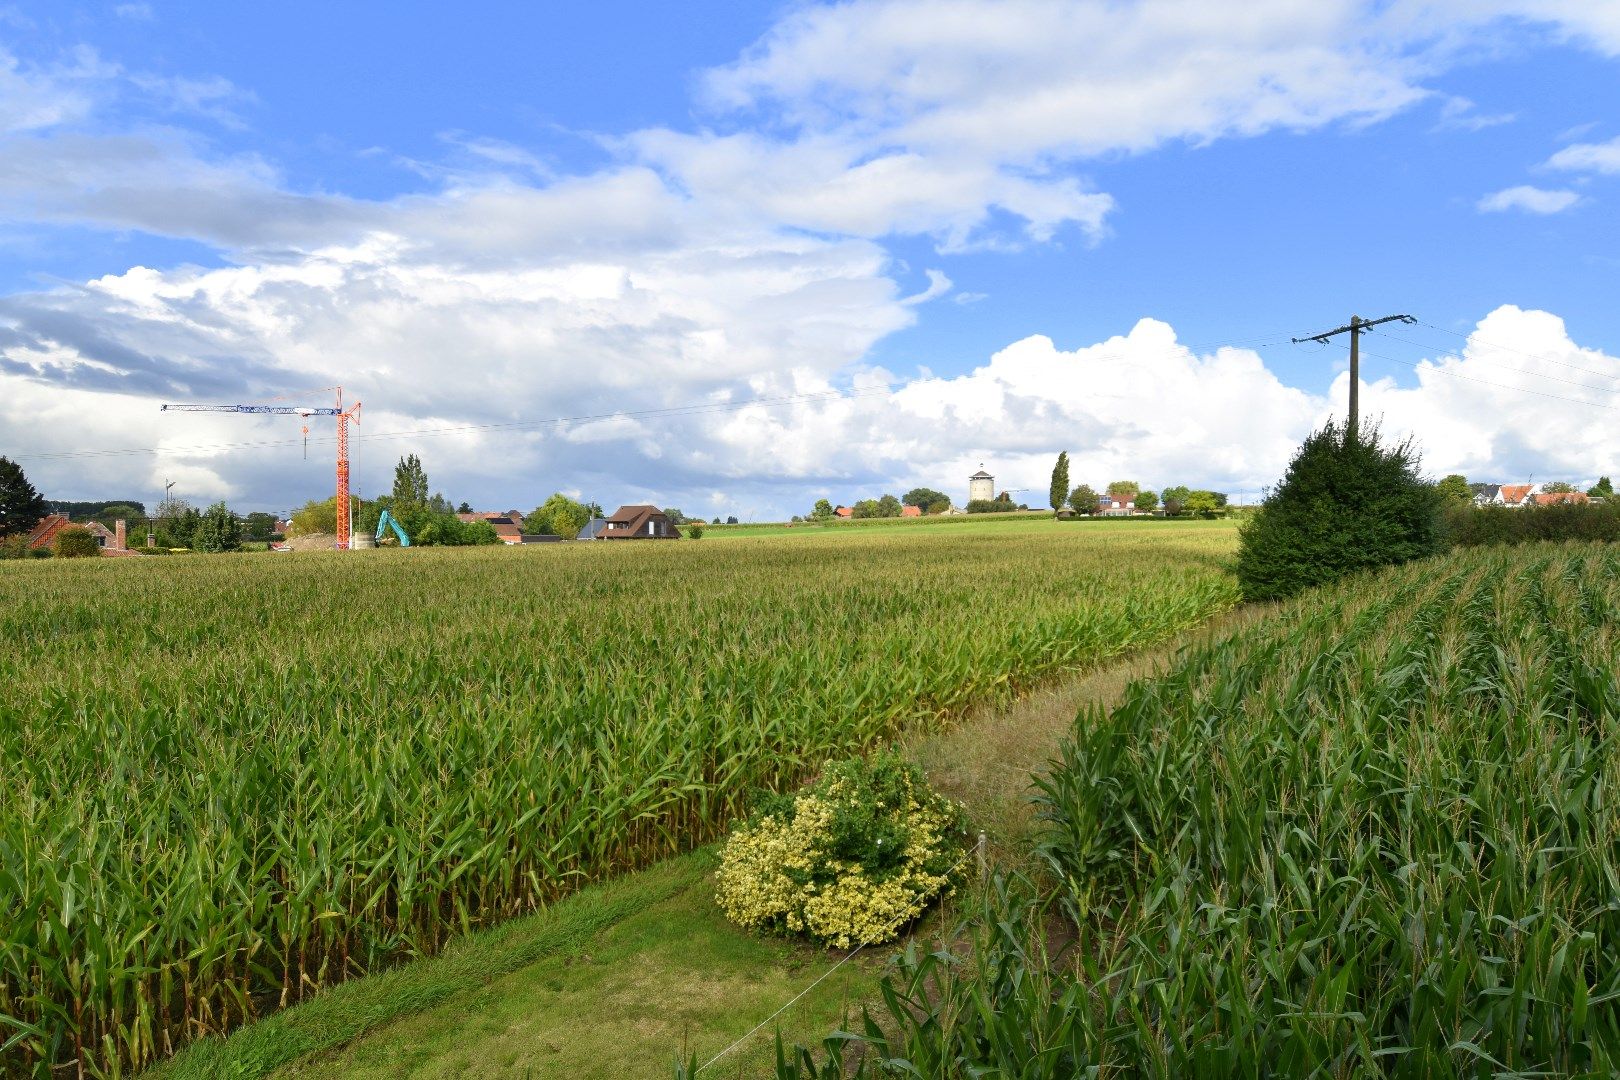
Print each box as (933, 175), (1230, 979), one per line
(1540, 481), (1576, 494)
(1107, 480), (1140, 501)
(726, 515), (738, 525)
(811, 498), (834, 520)
(1136, 489), (1159, 514)
(1184, 490), (1220, 518)
(687, 523), (704, 539)
(1049, 452), (1070, 513)
(525, 493), (591, 539)
(289, 498), (337, 537)
(456, 501), (473, 514)
(0, 456), (46, 539)
(392, 454), (429, 514)
(1589, 476), (1615, 499)
(242, 512), (279, 542)
(902, 487), (947, 512)
(1236, 420), (1444, 602)
(193, 501), (243, 553)
(851, 499), (882, 519)
(663, 508), (688, 525)
(1067, 484), (1100, 515)
(877, 494), (902, 517)
(55, 525), (101, 558)
(1436, 474), (1471, 503)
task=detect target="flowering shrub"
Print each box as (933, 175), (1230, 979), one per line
(715, 753), (967, 949)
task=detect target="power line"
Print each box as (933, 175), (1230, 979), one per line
(1323, 338), (1620, 413)
(1289, 314), (1416, 438)
(19, 384), (898, 462)
(1405, 320), (1620, 385)
(18, 333), (1292, 464)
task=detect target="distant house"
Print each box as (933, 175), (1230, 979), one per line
(1097, 494), (1136, 516)
(1497, 484), (1536, 507)
(834, 506), (854, 519)
(900, 505), (922, 518)
(577, 517), (609, 540)
(458, 510), (541, 545)
(600, 504), (682, 539)
(1470, 483), (1501, 507)
(1532, 491), (1589, 507)
(26, 515), (140, 556)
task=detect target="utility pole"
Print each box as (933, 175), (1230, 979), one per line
(1293, 313), (1415, 439)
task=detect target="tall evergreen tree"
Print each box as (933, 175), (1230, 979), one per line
(1049, 451), (1070, 513)
(1236, 420), (1444, 602)
(392, 454), (429, 512)
(0, 456), (47, 538)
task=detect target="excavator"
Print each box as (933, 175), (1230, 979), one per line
(375, 509), (411, 547)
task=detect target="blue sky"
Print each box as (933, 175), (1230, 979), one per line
(3, 1), (1620, 517)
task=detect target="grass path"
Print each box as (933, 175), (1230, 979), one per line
(150, 603), (1266, 1080)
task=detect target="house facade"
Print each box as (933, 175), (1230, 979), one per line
(26, 515), (139, 555)
(599, 504), (682, 539)
(1097, 494), (1136, 516)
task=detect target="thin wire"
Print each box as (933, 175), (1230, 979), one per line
(1369, 332), (1620, 398)
(1320, 339), (1620, 413)
(17, 333), (1299, 465)
(1409, 320), (1620, 385)
(19, 384), (895, 461)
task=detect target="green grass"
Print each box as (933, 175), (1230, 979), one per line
(1, 516), (1241, 1078)
(149, 849), (883, 1080)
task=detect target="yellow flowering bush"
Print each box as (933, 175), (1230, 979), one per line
(715, 753), (967, 949)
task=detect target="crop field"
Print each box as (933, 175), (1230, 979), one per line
(0, 520), (1237, 1078)
(832, 542), (1620, 1077)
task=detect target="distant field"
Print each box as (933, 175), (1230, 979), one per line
(700, 511), (1233, 540)
(0, 517), (1238, 1078)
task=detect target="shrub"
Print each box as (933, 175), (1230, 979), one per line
(1446, 500), (1620, 546)
(55, 526), (102, 558)
(715, 753), (966, 949)
(687, 523), (704, 539)
(1236, 420), (1443, 602)
(965, 498), (1016, 514)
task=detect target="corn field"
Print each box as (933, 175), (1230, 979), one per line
(0, 522), (1237, 1078)
(781, 542), (1620, 1077)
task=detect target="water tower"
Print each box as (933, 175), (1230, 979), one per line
(968, 465), (994, 504)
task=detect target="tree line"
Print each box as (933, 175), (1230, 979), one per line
(1047, 453), (1228, 517)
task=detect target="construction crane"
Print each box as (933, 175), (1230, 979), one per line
(160, 387), (363, 550)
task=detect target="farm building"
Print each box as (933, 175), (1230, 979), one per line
(599, 505), (682, 539)
(25, 516), (141, 556)
(834, 505), (853, 519)
(900, 505), (922, 517)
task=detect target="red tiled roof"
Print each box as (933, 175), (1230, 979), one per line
(900, 505), (922, 517)
(1499, 484), (1534, 506)
(26, 514), (69, 550)
(834, 506), (853, 518)
(1532, 491), (1588, 506)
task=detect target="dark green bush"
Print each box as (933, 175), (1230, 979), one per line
(1446, 500), (1620, 546)
(1236, 420), (1443, 602)
(54, 526), (102, 559)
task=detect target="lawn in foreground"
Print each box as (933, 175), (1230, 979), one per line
(2, 517), (1239, 1078)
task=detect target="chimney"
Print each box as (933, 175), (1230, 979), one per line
(114, 519), (126, 551)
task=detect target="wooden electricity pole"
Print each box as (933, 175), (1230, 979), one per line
(1293, 313), (1415, 439)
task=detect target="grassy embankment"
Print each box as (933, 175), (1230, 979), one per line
(3, 515), (1239, 1078)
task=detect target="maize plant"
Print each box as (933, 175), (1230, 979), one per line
(778, 543), (1620, 1078)
(0, 521), (1238, 1078)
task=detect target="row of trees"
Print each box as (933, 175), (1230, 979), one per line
(804, 487), (956, 521)
(1433, 473), (1613, 502)
(1048, 456), (1227, 517)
